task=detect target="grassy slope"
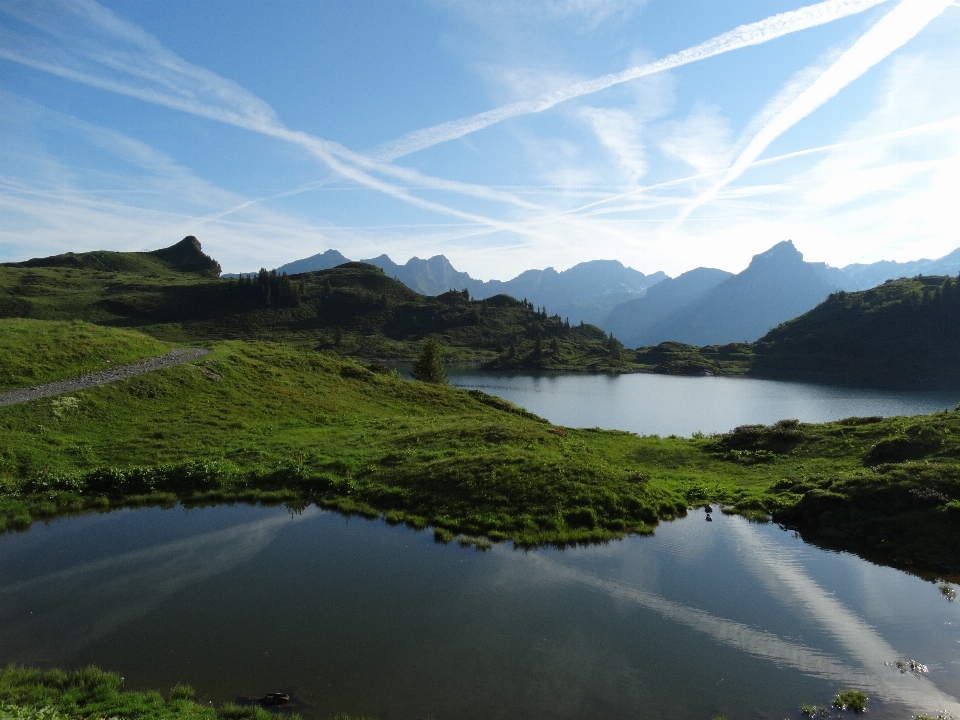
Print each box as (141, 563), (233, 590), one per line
(1, 320), (958, 574)
(0, 319), (169, 393)
(0, 326), (685, 546)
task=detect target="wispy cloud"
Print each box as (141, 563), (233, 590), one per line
(373, 0), (892, 160)
(0, 0), (557, 240)
(658, 103), (734, 176)
(675, 0), (956, 226)
(580, 107), (647, 183)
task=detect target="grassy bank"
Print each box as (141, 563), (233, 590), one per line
(0, 319), (168, 393)
(0, 664), (372, 719)
(0, 320), (958, 575)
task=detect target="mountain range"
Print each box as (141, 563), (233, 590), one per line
(251, 252), (666, 327)
(231, 242), (960, 346)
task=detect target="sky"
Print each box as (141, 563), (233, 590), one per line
(1, 0), (959, 279)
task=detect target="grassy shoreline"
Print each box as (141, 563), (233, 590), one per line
(0, 664), (375, 720)
(1, 320), (958, 577)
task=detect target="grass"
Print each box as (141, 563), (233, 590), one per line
(1, 320), (959, 576)
(0, 319), (169, 393)
(0, 663), (377, 720)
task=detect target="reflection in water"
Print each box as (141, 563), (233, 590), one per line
(729, 520), (960, 714)
(530, 553), (872, 684)
(0, 508), (316, 662)
(0, 506), (957, 719)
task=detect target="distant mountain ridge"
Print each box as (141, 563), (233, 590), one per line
(662, 240), (849, 345)
(603, 242), (960, 347)
(264, 252), (667, 326)
(232, 242), (959, 340)
(839, 247), (960, 290)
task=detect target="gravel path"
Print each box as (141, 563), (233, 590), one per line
(0, 347), (211, 407)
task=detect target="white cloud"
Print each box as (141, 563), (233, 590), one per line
(581, 107), (647, 183)
(658, 104), (733, 176)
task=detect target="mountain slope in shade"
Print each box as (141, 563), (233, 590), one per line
(276, 249), (351, 275)
(361, 254), (475, 296)
(840, 247), (960, 289)
(604, 267), (733, 347)
(637, 240), (849, 346)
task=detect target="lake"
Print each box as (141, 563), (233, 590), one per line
(4, 370), (959, 716)
(429, 367), (960, 436)
(1, 504), (958, 719)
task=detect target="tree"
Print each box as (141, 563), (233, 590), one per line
(412, 338), (446, 384)
(532, 335), (543, 362)
(607, 333), (623, 361)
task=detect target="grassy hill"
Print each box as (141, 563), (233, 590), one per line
(0, 319), (168, 392)
(752, 274), (960, 388)
(3, 236), (221, 277)
(632, 275), (960, 389)
(0, 239), (632, 368)
(1, 318), (958, 575)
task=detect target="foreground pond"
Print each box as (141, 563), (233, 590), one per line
(436, 368), (960, 436)
(1, 506), (958, 719)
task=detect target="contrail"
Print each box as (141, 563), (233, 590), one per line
(372, 0), (892, 161)
(0, 3), (552, 234)
(674, 0), (955, 226)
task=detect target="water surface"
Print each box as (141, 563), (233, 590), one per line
(2, 505), (958, 719)
(433, 368), (960, 436)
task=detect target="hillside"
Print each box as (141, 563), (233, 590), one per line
(632, 274), (960, 389)
(3, 236), (221, 278)
(751, 274), (960, 388)
(0, 239), (629, 367)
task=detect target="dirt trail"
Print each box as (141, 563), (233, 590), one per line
(0, 348), (211, 407)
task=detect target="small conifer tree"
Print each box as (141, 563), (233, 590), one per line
(412, 338), (446, 384)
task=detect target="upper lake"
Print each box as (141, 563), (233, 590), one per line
(428, 368), (960, 436)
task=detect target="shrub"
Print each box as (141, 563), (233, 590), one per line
(833, 689), (867, 713)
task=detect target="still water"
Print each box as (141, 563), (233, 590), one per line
(1, 505), (958, 719)
(432, 368), (960, 437)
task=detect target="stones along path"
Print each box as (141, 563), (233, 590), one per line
(0, 348), (211, 407)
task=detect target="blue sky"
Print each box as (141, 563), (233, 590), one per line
(1, 0), (958, 278)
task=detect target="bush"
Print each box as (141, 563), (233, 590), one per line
(833, 689), (867, 713)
